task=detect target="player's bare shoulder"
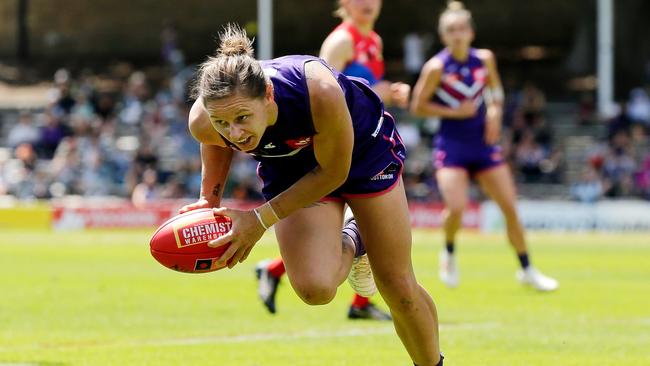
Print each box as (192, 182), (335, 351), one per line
(304, 60), (342, 99)
(188, 98), (226, 146)
(319, 29), (354, 68)
(475, 49), (496, 65)
(421, 56), (444, 78)
(321, 29), (354, 52)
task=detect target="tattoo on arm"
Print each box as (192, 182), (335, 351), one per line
(211, 184), (221, 198)
(304, 201), (327, 208)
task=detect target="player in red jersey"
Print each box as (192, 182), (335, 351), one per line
(255, 0), (410, 320)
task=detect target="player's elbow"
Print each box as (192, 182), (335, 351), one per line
(329, 166), (350, 188)
(410, 99), (426, 117)
(322, 161), (350, 190)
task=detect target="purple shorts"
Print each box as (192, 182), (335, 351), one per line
(434, 142), (503, 177)
(258, 112), (406, 202)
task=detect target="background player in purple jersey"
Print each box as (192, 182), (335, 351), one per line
(180, 25), (443, 366)
(410, 2), (558, 292)
(255, 0), (408, 321)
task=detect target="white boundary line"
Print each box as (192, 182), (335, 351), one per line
(0, 322), (499, 352)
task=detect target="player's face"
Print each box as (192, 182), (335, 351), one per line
(343, 0), (381, 25)
(205, 86), (275, 152)
(440, 15), (474, 50)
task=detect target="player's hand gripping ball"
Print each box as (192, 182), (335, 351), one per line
(150, 208), (233, 273)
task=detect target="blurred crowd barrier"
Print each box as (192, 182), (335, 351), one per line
(2, 196), (649, 232)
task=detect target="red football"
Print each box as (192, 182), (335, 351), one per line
(150, 208), (233, 273)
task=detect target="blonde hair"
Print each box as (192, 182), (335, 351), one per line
(193, 24), (267, 101)
(438, 1), (473, 33)
(334, 0), (347, 19)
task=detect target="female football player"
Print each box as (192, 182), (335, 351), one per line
(255, 0), (409, 320)
(410, 1), (558, 291)
(181, 25), (443, 366)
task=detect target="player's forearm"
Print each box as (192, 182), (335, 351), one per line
(486, 103), (503, 121)
(411, 100), (462, 119)
(199, 143), (233, 206)
(371, 81), (392, 104)
(259, 165), (348, 225)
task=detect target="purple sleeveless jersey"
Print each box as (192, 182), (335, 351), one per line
(233, 55), (405, 201)
(432, 48), (503, 176)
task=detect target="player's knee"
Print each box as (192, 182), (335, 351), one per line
(446, 206), (465, 220)
(293, 282), (337, 305)
(374, 273), (419, 311)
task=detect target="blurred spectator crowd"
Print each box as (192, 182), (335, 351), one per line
(571, 87), (650, 202)
(0, 63), (263, 205)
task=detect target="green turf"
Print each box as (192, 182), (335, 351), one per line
(0, 229), (648, 365)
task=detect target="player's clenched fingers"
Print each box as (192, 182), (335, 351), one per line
(208, 231), (234, 248)
(228, 246), (248, 268)
(178, 204), (196, 214)
(240, 246), (254, 263)
(216, 239), (240, 266)
(213, 207), (233, 218)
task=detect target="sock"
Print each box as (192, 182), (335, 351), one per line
(445, 241), (455, 254)
(342, 219), (365, 257)
(267, 257), (286, 278)
(517, 253), (530, 269)
(351, 294), (370, 309)
(414, 354), (444, 366)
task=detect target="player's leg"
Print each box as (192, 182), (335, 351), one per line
(475, 164), (558, 291)
(274, 200), (355, 305)
(345, 205), (391, 321)
(435, 167), (470, 287)
(348, 179), (442, 366)
(257, 257), (285, 279)
(348, 293), (391, 320)
(255, 257), (285, 314)
(475, 165), (525, 253)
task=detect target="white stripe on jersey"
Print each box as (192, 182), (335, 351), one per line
(435, 88), (461, 108)
(251, 146), (309, 158)
(371, 115), (384, 138)
(443, 78), (485, 98)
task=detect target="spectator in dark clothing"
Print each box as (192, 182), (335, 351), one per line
(37, 111), (69, 159)
(607, 103), (633, 140)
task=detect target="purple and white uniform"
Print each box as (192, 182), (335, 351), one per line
(220, 55), (406, 201)
(432, 48), (503, 176)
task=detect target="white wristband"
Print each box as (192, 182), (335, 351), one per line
(253, 208), (269, 230)
(266, 202), (280, 222)
(484, 87), (504, 104)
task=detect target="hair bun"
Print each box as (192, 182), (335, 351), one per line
(217, 24), (255, 57)
(447, 1), (465, 11)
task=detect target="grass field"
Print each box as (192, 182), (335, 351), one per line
(0, 229), (648, 366)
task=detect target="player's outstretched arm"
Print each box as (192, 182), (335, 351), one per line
(179, 98), (234, 214)
(266, 60), (353, 218)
